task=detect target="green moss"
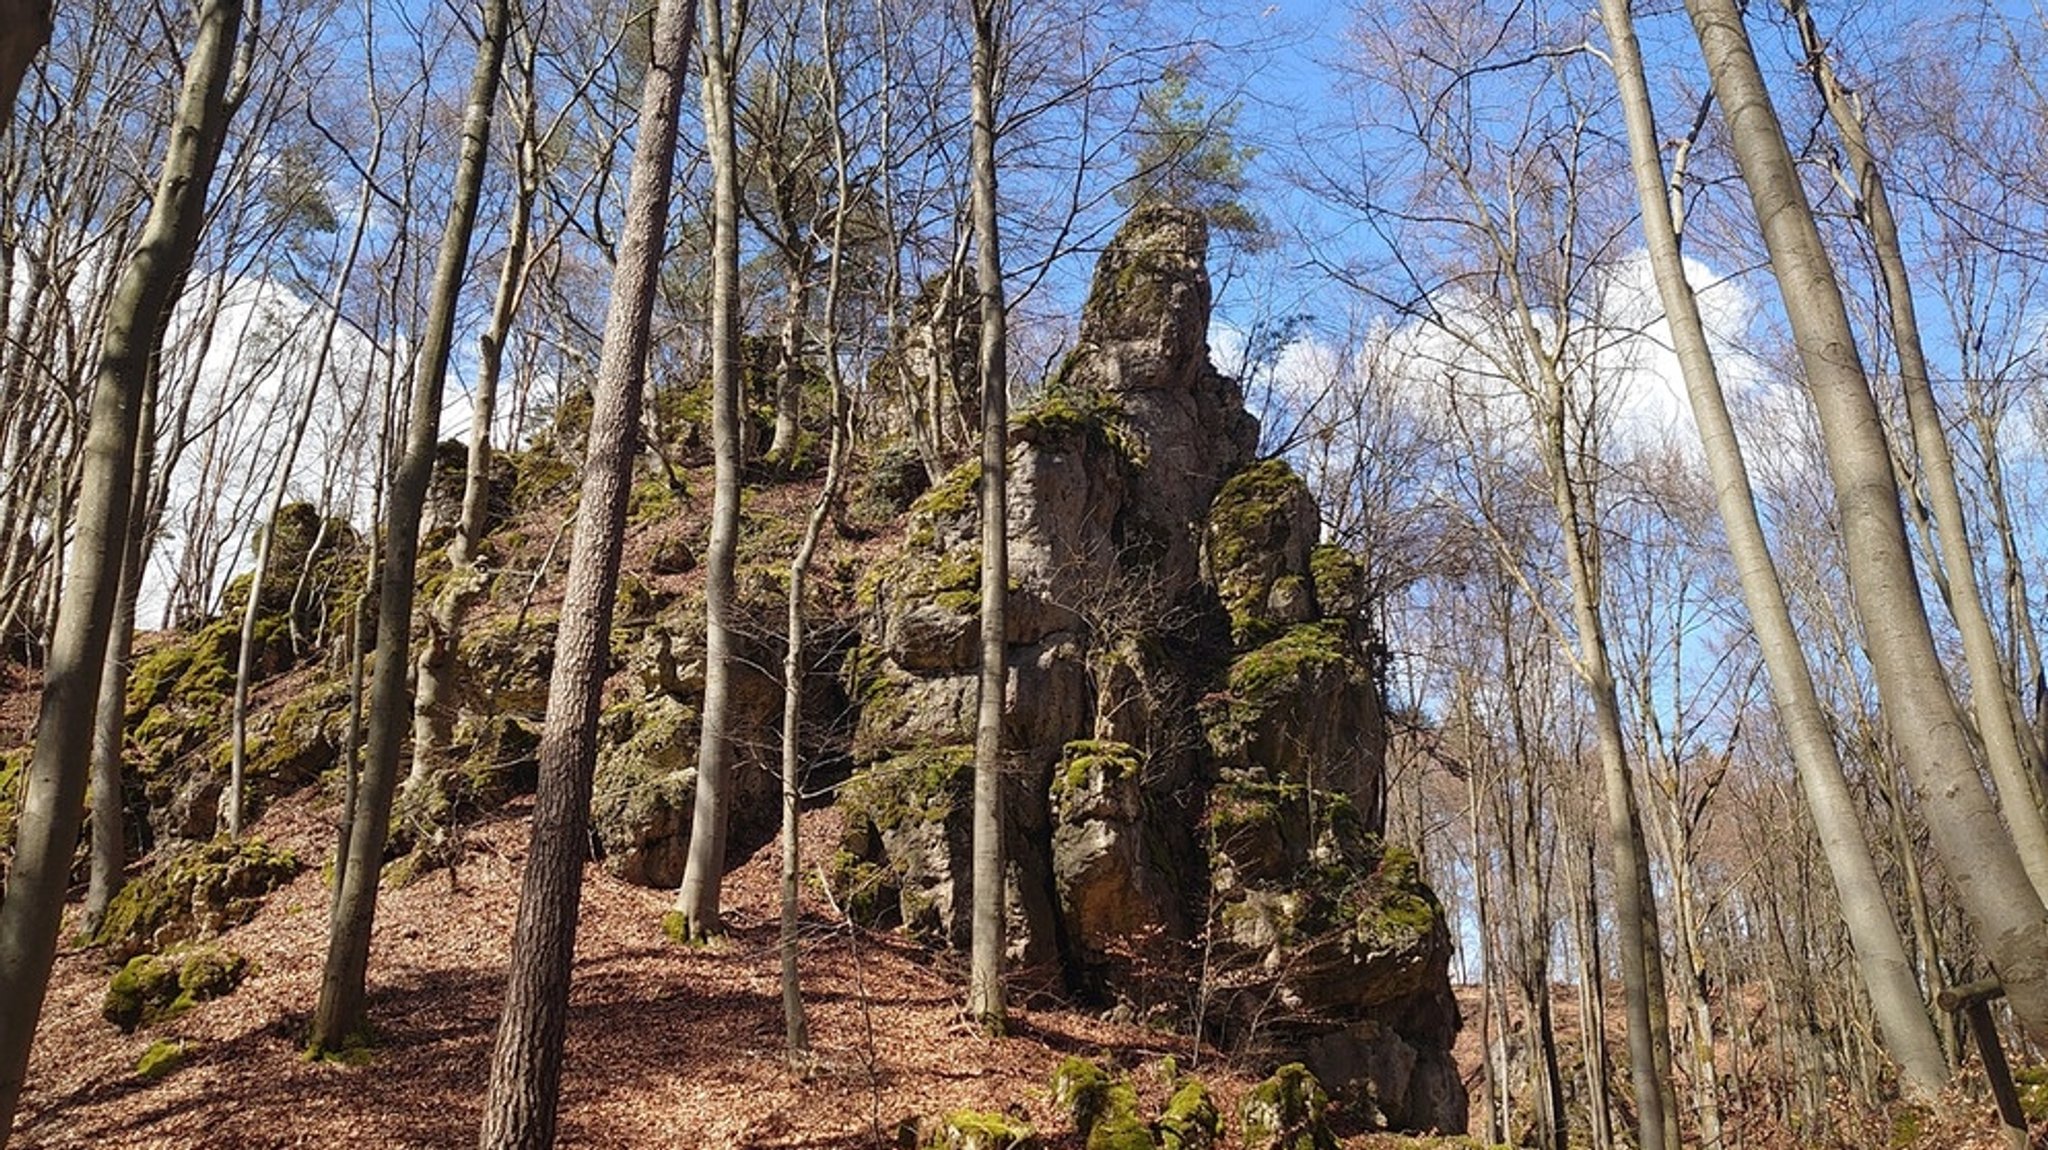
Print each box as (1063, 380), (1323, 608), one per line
(134, 1039), (187, 1082)
(1346, 842), (1443, 943)
(915, 459), (982, 523)
(1208, 461), (1304, 572)
(1888, 1104), (1929, 1148)
(1240, 1063), (1336, 1150)
(2016, 1066), (2048, 1123)
(1201, 624), (1355, 759)
(1053, 740), (1143, 800)
(94, 836), (301, 960)
(841, 745), (976, 833)
(0, 746), (24, 855)
(1052, 1056), (1116, 1133)
(926, 1110), (1042, 1150)
(1308, 544), (1365, 615)
(1157, 1077), (1221, 1150)
(824, 847), (897, 928)
(1012, 387), (1146, 468)
(1205, 459), (1316, 647)
(103, 944), (247, 1033)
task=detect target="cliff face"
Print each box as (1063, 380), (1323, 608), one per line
(836, 205), (1466, 1133)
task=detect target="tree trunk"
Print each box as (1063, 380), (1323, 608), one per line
(414, 56), (539, 777)
(476, 2), (697, 1141)
(0, 0), (50, 137)
(672, 0), (746, 942)
(965, 0), (1010, 1035)
(1685, 0), (2048, 1039)
(1597, 0), (1953, 1100)
(310, 0), (511, 1054)
(81, 374), (158, 938)
(0, 0), (245, 1132)
(1786, 0), (2048, 899)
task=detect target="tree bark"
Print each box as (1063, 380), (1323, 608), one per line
(1784, 0), (2048, 900)
(0, 0), (50, 138)
(1598, 0), (1953, 1101)
(1685, 0), (2048, 1038)
(81, 375), (158, 938)
(0, 0), (246, 1132)
(311, 0), (511, 1053)
(476, 2), (697, 1141)
(673, 0), (746, 941)
(966, 0), (1009, 1034)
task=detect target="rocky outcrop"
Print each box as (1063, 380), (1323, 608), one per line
(835, 204), (1464, 1132)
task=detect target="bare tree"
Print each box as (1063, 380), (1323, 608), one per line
(479, 0), (701, 1140)
(966, 0), (1010, 1034)
(1594, 0), (1953, 1100)
(1685, 0), (2048, 1036)
(672, 0), (749, 942)
(0, 0), (249, 1131)
(311, 0), (513, 1054)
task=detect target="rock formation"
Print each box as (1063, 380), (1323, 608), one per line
(833, 204), (1465, 1133)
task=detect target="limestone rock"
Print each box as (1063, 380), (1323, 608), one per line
(1239, 1064), (1337, 1150)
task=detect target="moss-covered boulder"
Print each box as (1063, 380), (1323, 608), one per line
(1156, 1075), (1222, 1150)
(924, 1110), (1041, 1150)
(590, 697), (701, 888)
(134, 1038), (189, 1082)
(1240, 1064), (1337, 1150)
(1051, 1056), (1155, 1150)
(103, 944), (247, 1033)
(93, 836), (301, 961)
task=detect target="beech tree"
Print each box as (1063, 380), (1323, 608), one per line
(312, 0), (513, 1054)
(1684, 0), (2048, 1036)
(672, 0), (748, 942)
(0, 0), (249, 1131)
(1594, 0), (1952, 1099)
(966, 0), (1010, 1034)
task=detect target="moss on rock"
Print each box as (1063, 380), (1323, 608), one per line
(1156, 1076), (1222, 1150)
(1241, 1064), (1337, 1150)
(1205, 459), (1318, 649)
(925, 1110), (1042, 1150)
(103, 944), (247, 1033)
(93, 836), (301, 961)
(135, 1039), (188, 1082)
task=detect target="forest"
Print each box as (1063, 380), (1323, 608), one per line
(5, 0), (2048, 1147)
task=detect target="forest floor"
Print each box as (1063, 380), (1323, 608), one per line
(7, 771), (2041, 1149)
(8, 782), (1477, 1150)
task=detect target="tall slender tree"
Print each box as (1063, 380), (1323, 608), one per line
(966, 0), (1010, 1034)
(311, 0), (513, 1053)
(1685, 0), (2048, 1036)
(478, 0), (701, 1141)
(1595, 0), (1953, 1100)
(672, 0), (748, 941)
(0, 0), (249, 1133)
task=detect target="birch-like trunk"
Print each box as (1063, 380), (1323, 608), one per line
(1685, 0), (2048, 1038)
